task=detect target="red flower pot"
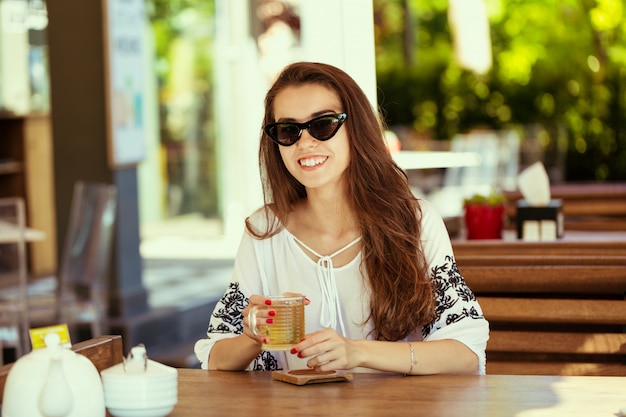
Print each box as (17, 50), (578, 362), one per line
(464, 203), (505, 240)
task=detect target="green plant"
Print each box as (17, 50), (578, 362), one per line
(463, 189), (506, 206)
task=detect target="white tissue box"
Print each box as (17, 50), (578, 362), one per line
(516, 199), (564, 241)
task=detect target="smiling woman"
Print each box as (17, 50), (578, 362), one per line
(194, 62), (489, 376)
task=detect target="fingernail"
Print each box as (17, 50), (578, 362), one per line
(268, 310), (276, 316)
(305, 297), (311, 303)
(265, 299), (272, 305)
(266, 318), (274, 324)
(297, 352), (303, 358)
(290, 347), (298, 354)
(299, 338), (306, 342)
(263, 338), (269, 344)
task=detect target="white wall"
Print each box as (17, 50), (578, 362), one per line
(213, 0), (265, 240)
(299, 0), (377, 108)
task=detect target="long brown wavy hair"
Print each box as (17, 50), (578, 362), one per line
(248, 62), (434, 341)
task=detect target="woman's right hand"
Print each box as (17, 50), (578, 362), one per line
(242, 294), (275, 345)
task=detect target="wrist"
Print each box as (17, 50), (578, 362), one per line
(244, 333), (263, 352)
(352, 339), (368, 368)
(404, 342), (418, 376)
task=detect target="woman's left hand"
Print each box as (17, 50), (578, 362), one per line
(290, 328), (361, 372)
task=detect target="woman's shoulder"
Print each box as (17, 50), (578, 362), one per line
(246, 205), (283, 235)
(416, 198), (450, 239)
(417, 198), (444, 223)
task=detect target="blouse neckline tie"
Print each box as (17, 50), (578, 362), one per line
(291, 235), (362, 337)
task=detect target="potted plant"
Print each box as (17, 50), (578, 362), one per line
(463, 189), (507, 240)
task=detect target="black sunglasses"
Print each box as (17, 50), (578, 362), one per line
(263, 113), (348, 146)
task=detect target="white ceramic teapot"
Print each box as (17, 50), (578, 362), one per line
(2, 333), (105, 417)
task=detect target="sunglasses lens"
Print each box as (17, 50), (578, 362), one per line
(309, 116), (341, 140)
(268, 124), (300, 145)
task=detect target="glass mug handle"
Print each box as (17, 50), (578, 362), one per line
(248, 306), (264, 337)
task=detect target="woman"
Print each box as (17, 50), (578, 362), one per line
(194, 62), (489, 375)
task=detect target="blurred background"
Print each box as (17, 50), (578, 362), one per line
(141, 0), (625, 253)
(0, 0), (624, 365)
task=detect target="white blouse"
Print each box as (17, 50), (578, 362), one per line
(194, 199), (489, 374)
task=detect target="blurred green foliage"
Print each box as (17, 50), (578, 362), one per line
(373, 0), (626, 181)
(463, 187), (507, 206)
(146, 0), (219, 217)
(146, 0), (215, 99)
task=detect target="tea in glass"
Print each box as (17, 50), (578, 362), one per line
(251, 295), (305, 351)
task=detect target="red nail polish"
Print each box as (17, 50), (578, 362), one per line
(263, 338), (269, 344)
(299, 338), (306, 342)
(297, 352), (303, 358)
(265, 299), (272, 305)
(268, 310), (276, 316)
(266, 318), (274, 324)
(290, 347), (298, 354)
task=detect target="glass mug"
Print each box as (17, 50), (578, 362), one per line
(249, 295), (305, 351)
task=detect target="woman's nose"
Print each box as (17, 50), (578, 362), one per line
(296, 129), (318, 148)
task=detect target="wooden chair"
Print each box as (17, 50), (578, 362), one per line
(459, 255), (626, 375)
(0, 334), (123, 404)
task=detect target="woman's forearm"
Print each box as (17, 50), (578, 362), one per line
(355, 339), (479, 375)
(207, 335), (263, 370)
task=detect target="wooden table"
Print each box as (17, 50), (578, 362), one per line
(453, 229), (626, 257)
(171, 369), (626, 417)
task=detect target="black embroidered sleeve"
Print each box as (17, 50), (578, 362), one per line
(206, 282), (281, 371)
(251, 351), (280, 371)
(422, 255), (484, 338)
(208, 282), (246, 334)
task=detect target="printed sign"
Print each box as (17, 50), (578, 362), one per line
(103, 0), (147, 167)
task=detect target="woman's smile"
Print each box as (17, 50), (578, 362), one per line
(298, 155), (328, 168)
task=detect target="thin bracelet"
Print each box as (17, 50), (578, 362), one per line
(405, 342), (417, 376)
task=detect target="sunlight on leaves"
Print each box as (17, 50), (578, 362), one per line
(590, 0), (622, 31)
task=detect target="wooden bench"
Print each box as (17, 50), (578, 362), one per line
(0, 334), (123, 404)
(458, 254), (626, 375)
